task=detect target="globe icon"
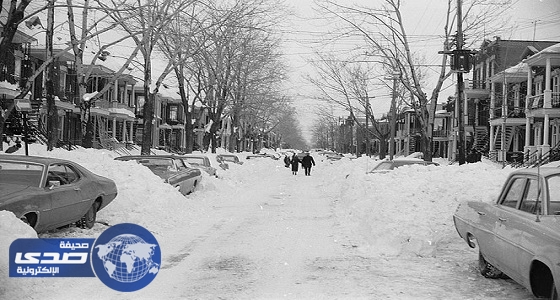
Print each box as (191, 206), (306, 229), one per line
(94, 233), (159, 283)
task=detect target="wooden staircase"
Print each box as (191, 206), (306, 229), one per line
(96, 115), (131, 155)
(525, 141), (560, 168)
(472, 127), (489, 153)
(493, 125), (515, 152)
(3, 100), (47, 146)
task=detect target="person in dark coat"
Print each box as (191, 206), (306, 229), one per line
(284, 155), (290, 168)
(290, 153), (300, 175)
(301, 152), (316, 176)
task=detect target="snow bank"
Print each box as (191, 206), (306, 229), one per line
(320, 156), (513, 257)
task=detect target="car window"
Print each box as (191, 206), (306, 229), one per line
(501, 177), (525, 208)
(547, 175), (560, 215)
(173, 159), (187, 170)
(373, 161), (393, 171)
(0, 161), (44, 187)
(222, 156), (236, 162)
(47, 164), (80, 186)
(394, 161), (422, 168)
(137, 158), (173, 172)
(185, 157), (205, 166)
(519, 178), (543, 214)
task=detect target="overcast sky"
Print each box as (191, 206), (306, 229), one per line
(282, 0), (560, 143)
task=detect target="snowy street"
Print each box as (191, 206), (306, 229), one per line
(0, 146), (539, 299)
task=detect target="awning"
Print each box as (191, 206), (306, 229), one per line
(108, 107), (136, 118)
(90, 107), (110, 116)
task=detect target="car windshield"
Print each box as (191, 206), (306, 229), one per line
(372, 161), (393, 171)
(136, 158), (175, 172)
(394, 161), (422, 168)
(184, 157), (205, 166)
(0, 161), (44, 187)
(547, 174), (560, 215)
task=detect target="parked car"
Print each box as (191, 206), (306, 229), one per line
(114, 155), (201, 195)
(453, 167), (560, 299)
(368, 159), (439, 173)
(246, 154), (267, 160)
(0, 154), (118, 233)
(325, 153), (344, 161)
(216, 154), (244, 165)
(177, 154), (222, 176)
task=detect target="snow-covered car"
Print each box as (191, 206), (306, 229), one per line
(0, 154), (117, 233)
(368, 159), (439, 173)
(216, 154), (243, 165)
(176, 154), (222, 176)
(325, 153), (344, 161)
(114, 155), (202, 195)
(246, 154), (267, 160)
(453, 167), (560, 299)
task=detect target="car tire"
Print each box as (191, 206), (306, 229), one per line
(479, 252), (504, 279)
(20, 213), (37, 228)
(551, 280), (559, 300)
(79, 202), (99, 229)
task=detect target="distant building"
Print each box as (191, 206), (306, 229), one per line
(457, 36), (560, 164)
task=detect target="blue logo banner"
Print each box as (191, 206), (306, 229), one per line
(8, 223), (160, 292)
(91, 223), (161, 292)
(9, 238), (95, 277)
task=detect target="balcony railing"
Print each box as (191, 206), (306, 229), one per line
(433, 129), (449, 138)
(528, 94), (544, 109)
(528, 92), (560, 109)
(465, 79), (486, 90)
(491, 106), (525, 119)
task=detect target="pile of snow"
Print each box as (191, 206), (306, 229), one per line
(0, 144), (518, 297)
(317, 155), (513, 257)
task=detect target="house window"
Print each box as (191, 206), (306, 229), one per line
(552, 69), (560, 91)
(553, 72), (560, 107)
(552, 126), (557, 146)
(14, 57), (21, 81)
(169, 106), (178, 121)
(535, 76), (543, 95)
(513, 85), (520, 108)
(136, 95), (145, 115)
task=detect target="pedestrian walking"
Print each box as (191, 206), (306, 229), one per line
(290, 153), (300, 175)
(301, 152), (315, 176)
(284, 154), (290, 168)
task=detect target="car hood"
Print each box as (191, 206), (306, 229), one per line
(0, 184), (37, 204)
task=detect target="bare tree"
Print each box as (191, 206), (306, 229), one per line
(315, 0), (516, 161)
(307, 51), (395, 157)
(158, 2), (214, 153)
(67, 0), (142, 148)
(97, 0), (196, 155)
(273, 106), (307, 150)
(186, 0), (288, 153)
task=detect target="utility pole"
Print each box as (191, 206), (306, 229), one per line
(365, 93), (372, 157)
(386, 72), (400, 160)
(45, 0), (58, 151)
(439, 0), (473, 164)
(456, 0), (466, 165)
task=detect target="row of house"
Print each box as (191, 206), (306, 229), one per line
(1, 29), (281, 153)
(340, 37), (560, 165)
